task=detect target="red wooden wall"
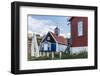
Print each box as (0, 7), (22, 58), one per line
(70, 17), (88, 47)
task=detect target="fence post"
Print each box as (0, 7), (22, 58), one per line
(47, 52), (49, 57)
(52, 52), (54, 59)
(59, 52), (62, 59)
(39, 52), (42, 56)
(43, 52), (46, 56)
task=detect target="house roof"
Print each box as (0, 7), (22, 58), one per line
(68, 17), (74, 21)
(50, 32), (67, 45)
(69, 17), (86, 21)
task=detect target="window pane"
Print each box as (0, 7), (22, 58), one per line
(44, 44), (48, 51)
(78, 21), (83, 36)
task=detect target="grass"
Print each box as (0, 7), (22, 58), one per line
(28, 51), (88, 61)
(61, 51), (88, 59)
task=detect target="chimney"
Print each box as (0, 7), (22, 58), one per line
(54, 27), (60, 36)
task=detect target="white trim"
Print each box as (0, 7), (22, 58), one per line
(49, 32), (58, 43)
(40, 32), (57, 44)
(40, 34), (46, 43)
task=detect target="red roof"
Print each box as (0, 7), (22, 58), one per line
(50, 32), (67, 45)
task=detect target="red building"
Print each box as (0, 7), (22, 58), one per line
(69, 17), (88, 53)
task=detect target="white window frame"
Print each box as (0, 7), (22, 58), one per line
(78, 20), (83, 36)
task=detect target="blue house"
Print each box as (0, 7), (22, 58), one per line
(40, 27), (67, 52)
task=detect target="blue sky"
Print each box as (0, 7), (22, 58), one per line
(28, 15), (71, 38)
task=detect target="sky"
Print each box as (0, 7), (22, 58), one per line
(28, 15), (71, 38)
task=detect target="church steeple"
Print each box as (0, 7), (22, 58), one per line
(54, 27), (60, 36)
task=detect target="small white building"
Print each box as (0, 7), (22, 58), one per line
(31, 33), (39, 57)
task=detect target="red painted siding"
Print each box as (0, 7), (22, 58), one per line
(70, 17), (88, 47)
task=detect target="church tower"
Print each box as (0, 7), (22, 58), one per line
(54, 27), (60, 36)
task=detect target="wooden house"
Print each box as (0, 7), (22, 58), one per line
(69, 17), (88, 53)
(40, 27), (67, 52)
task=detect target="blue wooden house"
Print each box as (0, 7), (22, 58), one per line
(40, 27), (67, 52)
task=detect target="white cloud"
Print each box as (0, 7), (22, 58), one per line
(28, 16), (56, 36)
(28, 16), (71, 38)
(66, 32), (71, 38)
(60, 33), (71, 38)
(60, 34), (66, 38)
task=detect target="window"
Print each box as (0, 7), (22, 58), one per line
(44, 43), (48, 51)
(78, 20), (83, 36)
(47, 37), (50, 40)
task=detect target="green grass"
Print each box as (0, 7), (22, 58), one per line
(28, 51), (88, 61)
(61, 51), (88, 59)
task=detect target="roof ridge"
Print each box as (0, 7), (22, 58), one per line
(50, 32), (67, 45)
